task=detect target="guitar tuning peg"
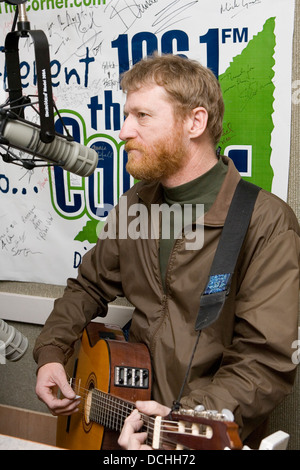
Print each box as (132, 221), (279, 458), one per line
(221, 408), (234, 422)
(194, 404), (205, 412)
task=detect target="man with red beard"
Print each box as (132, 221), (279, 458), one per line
(34, 55), (300, 450)
(121, 57), (222, 186)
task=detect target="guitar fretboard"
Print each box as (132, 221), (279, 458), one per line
(87, 388), (155, 445)
(89, 389), (134, 431)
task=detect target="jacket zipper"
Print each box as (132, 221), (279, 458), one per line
(149, 293), (168, 357)
(149, 236), (183, 357)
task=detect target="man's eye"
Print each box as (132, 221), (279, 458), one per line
(138, 112), (147, 118)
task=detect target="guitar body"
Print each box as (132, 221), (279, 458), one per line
(56, 323), (152, 450)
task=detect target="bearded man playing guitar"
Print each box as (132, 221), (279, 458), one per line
(34, 54), (300, 450)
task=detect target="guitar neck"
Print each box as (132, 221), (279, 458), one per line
(86, 388), (242, 450)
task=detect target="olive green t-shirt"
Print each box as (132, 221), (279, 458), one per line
(159, 158), (228, 290)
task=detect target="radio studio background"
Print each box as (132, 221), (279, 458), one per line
(0, 0), (299, 451)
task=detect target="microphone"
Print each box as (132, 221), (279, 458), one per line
(0, 319), (28, 362)
(0, 113), (99, 177)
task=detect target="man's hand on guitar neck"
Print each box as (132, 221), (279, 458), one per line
(118, 400), (171, 450)
(36, 362), (81, 416)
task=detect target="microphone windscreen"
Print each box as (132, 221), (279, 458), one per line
(3, 118), (98, 177)
(0, 319), (29, 362)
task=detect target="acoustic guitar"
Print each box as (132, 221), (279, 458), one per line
(56, 322), (242, 451)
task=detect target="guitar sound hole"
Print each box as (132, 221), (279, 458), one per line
(82, 372), (97, 433)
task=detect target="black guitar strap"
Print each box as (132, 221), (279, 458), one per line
(173, 178), (261, 411)
(195, 178), (261, 331)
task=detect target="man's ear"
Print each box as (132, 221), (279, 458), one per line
(188, 107), (208, 139)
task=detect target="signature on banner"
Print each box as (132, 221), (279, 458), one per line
(105, 0), (199, 34)
(220, 0), (262, 17)
(0, 206), (54, 258)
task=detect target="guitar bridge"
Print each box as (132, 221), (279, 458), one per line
(114, 366), (149, 389)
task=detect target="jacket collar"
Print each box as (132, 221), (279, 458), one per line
(205, 156), (241, 227)
(136, 156), (241, 227)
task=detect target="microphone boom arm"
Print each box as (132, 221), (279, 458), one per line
(4, 4), (55, 143)
(0, 1), (99, 177)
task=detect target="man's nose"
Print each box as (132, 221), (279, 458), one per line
(119, 115), (136, 142)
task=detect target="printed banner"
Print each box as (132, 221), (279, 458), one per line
(0, 0), (295, 284)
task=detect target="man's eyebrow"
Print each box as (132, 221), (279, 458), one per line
(124, 104), (154, 115)
(123, 106), (147, 117)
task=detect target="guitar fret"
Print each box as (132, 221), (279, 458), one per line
(89, 389), (135, 431)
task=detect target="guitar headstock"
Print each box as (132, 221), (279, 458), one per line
(167, 408), (243, 450)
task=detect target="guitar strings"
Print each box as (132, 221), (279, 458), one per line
(72, 383), (159, 431)
(74, 384), (226, 429)
(68, 382), (212, 448)
(72, 382), (211, 436)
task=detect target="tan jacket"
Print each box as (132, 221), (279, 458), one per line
(34, 157), (300, 441)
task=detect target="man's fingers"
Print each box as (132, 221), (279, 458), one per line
(118, 401), (172, 450)
(49, 397), (81, 416)
(135, 400), (171, 417)
(118, 409), (144, 449)
(36, 362), (79, 415)
(58, 378), (77, 400)
(127, 432), (150, 450)
(42, 385), (80, 414)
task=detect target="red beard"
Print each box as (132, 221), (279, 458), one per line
(125, 126), (187, 181)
